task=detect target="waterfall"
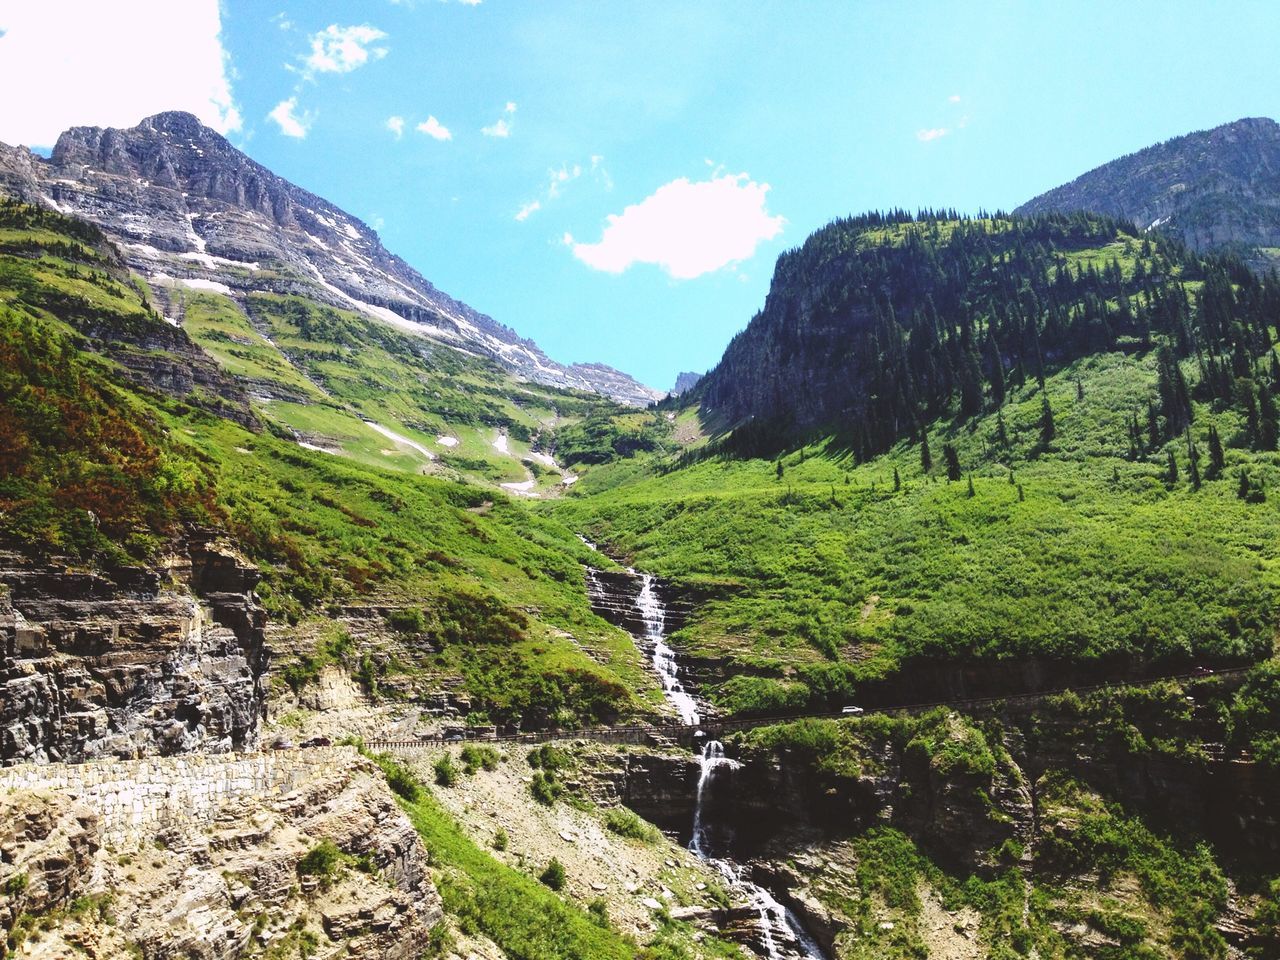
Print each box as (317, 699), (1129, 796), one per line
(581, 550), (699, 726)
(689, 741), (827, 960)
(581, 542), (826, 959)
(636, 573), (701, 725)
(690, 740), (735, 857)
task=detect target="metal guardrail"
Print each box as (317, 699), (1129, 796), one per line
(365, 667), (1250, 752)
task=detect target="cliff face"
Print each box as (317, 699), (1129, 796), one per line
(0, 111), (660, 406)
(0, 532), (268, 765)
(1017, 117), (1280, 264)
(0, 749), (440, 959)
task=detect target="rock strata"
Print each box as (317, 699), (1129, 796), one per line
(0, 532), (268, 765)
(0, 749), (439, 959)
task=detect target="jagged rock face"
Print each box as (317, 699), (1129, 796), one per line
(1017, 117), (1280, 263)
(0, 111), (661, 406)
(0, 751), (440, 959)
(670, 371), (703, 396)
(0, 791), (98, 940)
(578, 747), (702, 834)
(0, 534), (268, 764)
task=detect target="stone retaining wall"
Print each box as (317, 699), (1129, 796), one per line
(0, 747), (358, 846)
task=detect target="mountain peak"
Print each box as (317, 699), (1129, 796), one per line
(1, 112), (661, 406)
(1016, 117), (1280, 265)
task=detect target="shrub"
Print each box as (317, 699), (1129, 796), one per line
(297, 840), (343, 883)
(603, 807), (660, 843)
(529, 771), (563, 806)
(373, 753), (422, 802)
(387, 607), (426, 634)
(460, 744), (500, 774)
(434, 754), (460, 787)
(492, 828), (509, 851)
(539, 858), (566, 891)
(527, 744), (573, 772)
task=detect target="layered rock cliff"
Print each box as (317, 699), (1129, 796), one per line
(0, 111), (661, 406)
(0, 748), (440, 959)
(0, 531), (268, 765)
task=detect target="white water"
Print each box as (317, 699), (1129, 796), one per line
(579, 538), (824, 959)
(635, 573), (702, 725)
(690, 741), (827, 960)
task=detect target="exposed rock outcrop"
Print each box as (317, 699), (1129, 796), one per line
(0, 532), (268, 765)
(1017, 116), (1280, 268)
(0, 749), (440, 959)
(669, 371), (703, 396)
(0, 791), (99, 943)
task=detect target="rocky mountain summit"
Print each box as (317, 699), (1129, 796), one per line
(669, 371), (703, 396)
(0, 111), (661, 406)
(1017, 116), (1280, 266)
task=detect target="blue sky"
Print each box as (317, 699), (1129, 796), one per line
(3, 2), (1280, 389)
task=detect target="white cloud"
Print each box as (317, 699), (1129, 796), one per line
(416, 115), (452, 141)
(386, 115), (405, 138)
(547, 163), (582, 199)
(482, 117), (511, 138)
(272, 12), (293, 31)
(268, 97), (312, 138)
(481, 102), (517, 138)
(514, 200), (541, 222)
(460, 0), (483, 6)
(916, 127), (948, 142)
(0, 0), (240, 148)
(568, 172), (784, 280)
(948, 94), (962, 103)
(590, 155), (614, 191)
(302, 24), (388, 76)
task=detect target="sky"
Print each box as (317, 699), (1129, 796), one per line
(2, 2), (1280, 390)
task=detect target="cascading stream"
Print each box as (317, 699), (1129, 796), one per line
(690, 740), (827, 960)
(581, 541), (825, 960)
(634, 573), (701, 725)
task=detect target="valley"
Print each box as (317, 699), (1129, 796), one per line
(3, 108), (1280, 960)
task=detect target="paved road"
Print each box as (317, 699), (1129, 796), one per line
(366, 666), (1247, 752)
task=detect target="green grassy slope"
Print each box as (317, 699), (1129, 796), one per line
(0, 200), (655, 726)
(173, 282), (642, 496)
(550, 216), (1280, 715)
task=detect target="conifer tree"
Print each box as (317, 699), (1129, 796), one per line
(1207, 424), (1225, 480)
(986, 336), (1006, 407)
(1166, 449), (1178, 486)
(1156, 347), (1193, 435)
(893, 467), (901, 492)
(1260, 382), (1279, 451)
(966, 475), (975, 498)
(1039, 395), (1056, 444)
(943, 443), (962, 481)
